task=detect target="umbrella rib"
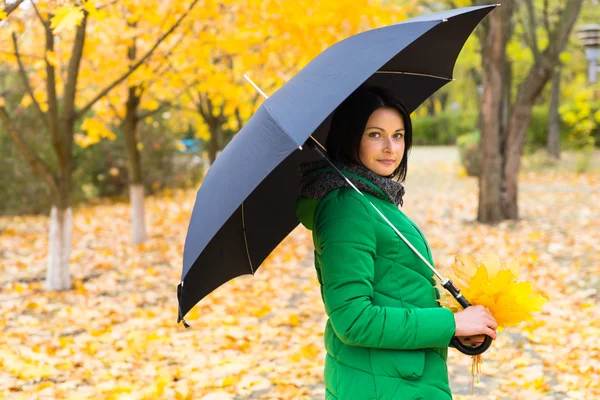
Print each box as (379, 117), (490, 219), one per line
(241, 202), (255, 275)
(375, 71), (453, 81)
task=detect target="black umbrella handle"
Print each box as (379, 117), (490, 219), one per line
(443, 280), (492, 356)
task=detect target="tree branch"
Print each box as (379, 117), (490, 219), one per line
(542, 0), (551, 34)
(523, 0), (540, 62)
(11, 32), (49, 129)
(96, 0), (119, 11)
(30, 0), (46, 24)
(3, 0), (25, 17)
(545, 0), (582, 61)
(234, 107), (244, 130)
(63, 11), (88, 124)
(0, 105), (59, 198)
(184, 85), (205, 118)
(106, 96), (124, 123)
(142, 31), (187, 94)
(76, 0), (200, 119)
(39, 13), (62, 163)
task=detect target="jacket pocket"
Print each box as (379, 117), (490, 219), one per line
(369, 348), (425, 380)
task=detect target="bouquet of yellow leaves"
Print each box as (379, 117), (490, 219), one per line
(438, 253), (547, 393)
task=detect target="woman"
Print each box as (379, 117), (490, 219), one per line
(295, 85), (498, 399)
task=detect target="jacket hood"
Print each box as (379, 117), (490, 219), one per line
(295, 160), (405, 230)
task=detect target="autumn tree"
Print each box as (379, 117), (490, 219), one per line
(169, 0), (411, 164)
(476, 0), (583, 222)
(0, 0), (198, 290)
(75, 1), (205, 245)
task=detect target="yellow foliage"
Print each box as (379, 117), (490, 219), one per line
(0, 10), (7, 21)
(439, 253), (547, 329)
(50, 5), (84, 33)
(75, 118), (116, 148)
(19, 94), (33, 108)
(45, 50), (59, 67)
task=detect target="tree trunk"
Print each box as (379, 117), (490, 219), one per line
(503, 65), (552, 219)
(477, 4), (511, 223)
(46, 114), (75, 290)
(547, 65), (561, 159)
(439, 91), (449, 112)
(207, 123), (223, 164)
(45, 206), (72, 290)
(426, 97), (435, 115)
(123, 85), (147, 244)
(503, 0), (582, 219)
(129, 184), (147, 244)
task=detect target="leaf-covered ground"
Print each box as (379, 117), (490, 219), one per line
(1, 147), (598, 399)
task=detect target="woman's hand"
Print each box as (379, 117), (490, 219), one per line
(454, 305), (498, 340)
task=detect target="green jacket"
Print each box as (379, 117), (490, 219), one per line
(296, 165), (456, 400)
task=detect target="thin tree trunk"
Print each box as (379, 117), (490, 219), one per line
(547, 65), (561, 159)
(123, 86), (147, 244)
(477, 5), (510, 223)
(45, 207), (72, 290)
(426, 97), (435, 115)
(123, 30), (148, 245)
(129, 184), (147, 244)
(207, 123), (223, 164)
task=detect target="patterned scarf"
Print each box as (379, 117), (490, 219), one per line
(298, 160), (405, 207)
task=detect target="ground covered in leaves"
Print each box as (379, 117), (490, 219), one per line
(1, 147), (599, 399)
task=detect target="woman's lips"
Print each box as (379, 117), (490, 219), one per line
(377, 159), (395, 165)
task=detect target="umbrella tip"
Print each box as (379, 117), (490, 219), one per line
(177, 281), (191, 328)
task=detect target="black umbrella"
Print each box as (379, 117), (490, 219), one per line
(178, 5), (497, 355)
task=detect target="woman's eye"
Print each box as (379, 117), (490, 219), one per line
(368, 132), (380, 138)
(394, 133), (404, 139)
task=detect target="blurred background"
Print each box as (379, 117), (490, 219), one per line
(0, 0), (599, 399)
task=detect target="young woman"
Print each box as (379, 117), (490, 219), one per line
(295, 85), (497, 399)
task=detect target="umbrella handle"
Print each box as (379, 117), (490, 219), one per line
(450, 333), (493, 356)
(443, 280), (493, 356)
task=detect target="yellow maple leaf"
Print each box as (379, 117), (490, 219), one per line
(50, 5), (84, 34)
(0, 10), (7, 21)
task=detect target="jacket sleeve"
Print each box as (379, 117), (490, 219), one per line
(315, 193), (456, 350)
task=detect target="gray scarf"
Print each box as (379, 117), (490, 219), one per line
(298, 160), (405, 207)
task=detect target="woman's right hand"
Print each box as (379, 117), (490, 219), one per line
(454, 305), (498, 340)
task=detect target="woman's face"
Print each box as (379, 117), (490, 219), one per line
(359, 107), (405, 177)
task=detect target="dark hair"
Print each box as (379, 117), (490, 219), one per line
(325, 85), (412, 182)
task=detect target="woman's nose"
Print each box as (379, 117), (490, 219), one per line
(382, 137), (393, 152)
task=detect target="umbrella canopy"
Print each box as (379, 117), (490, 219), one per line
(178, 4), (497, 322)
